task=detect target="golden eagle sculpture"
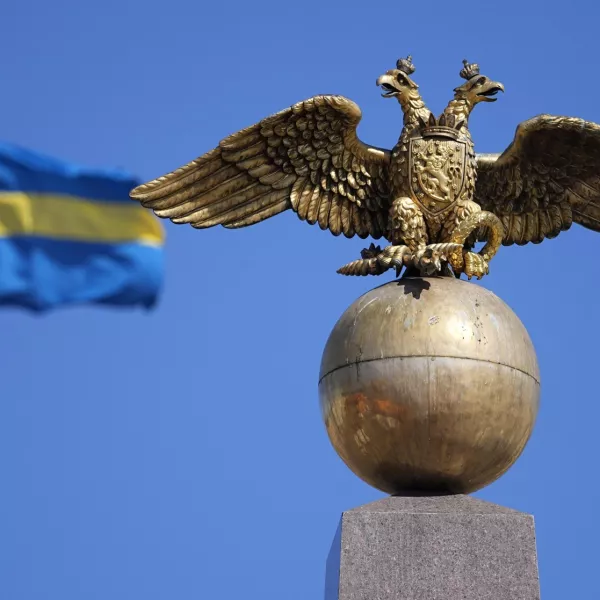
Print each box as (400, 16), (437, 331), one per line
(130, 57), (600, 279)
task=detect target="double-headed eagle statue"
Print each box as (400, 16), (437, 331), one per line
(131, 57), (600, 279)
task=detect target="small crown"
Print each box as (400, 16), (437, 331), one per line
(419, 113), (465, 139)
(459, 59), (480, 80)
(396, 55), (415, 75)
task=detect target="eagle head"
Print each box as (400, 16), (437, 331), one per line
(453, 59), (504, 105)
(376, 55), (419, 101)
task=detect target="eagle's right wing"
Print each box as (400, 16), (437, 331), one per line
(131, 95), (391, 239)
(475, 115), (600, 245)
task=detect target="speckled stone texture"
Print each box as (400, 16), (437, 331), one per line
(325, 495), (540, 600)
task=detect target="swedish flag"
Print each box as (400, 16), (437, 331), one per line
(0, 143), (164, 311)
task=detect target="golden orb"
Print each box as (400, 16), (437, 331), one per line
(319, 277), (540, 494)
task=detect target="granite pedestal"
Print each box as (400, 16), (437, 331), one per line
(325, 495), (540, 600)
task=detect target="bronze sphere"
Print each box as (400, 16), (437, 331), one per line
(319, 277), (540, 494)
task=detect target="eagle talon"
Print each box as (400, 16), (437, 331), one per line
(336, 244), (411, 276)
(412, 247), (443, 276)
(409, 243), (462, 277)
(461, 251), (489, 280)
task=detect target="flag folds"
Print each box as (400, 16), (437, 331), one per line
(0, 143), (164, 311)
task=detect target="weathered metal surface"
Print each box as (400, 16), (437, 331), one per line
(319, 276), (540, 494)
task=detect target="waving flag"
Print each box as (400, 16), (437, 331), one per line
(0, 143), (164, 312)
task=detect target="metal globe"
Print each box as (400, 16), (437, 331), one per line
(319, 276), (540, 494)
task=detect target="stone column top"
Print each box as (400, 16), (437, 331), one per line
(348, 494), (527, 515)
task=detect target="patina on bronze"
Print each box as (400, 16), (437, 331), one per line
(319, 276), (540, 494)
(131, 56), (600, 281)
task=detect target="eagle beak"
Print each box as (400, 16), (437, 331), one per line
(477, 81), (505, 102)
(377, 74), (399, 98)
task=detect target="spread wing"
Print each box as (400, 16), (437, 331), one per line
(130, 95), (391, 239)
(474, 115), (600, 245)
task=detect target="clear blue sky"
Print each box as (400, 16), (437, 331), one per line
(0, 1), (598, 598)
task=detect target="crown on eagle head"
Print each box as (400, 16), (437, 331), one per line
(460, 59), (480, 80)
(396, 55), (415, 75)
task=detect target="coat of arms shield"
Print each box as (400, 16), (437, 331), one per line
(408, 136), (467, 215)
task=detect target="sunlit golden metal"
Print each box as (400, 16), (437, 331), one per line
(130, 56), (600, 280)
(319, 276), (540, 494)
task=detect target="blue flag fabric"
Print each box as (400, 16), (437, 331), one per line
(0, 143), (164, 311)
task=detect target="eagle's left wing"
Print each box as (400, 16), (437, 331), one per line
(474, 115), (600, 245)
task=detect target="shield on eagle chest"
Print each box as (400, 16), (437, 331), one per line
(408, 136), (467, 214)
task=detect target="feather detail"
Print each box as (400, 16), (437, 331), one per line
(306, 184), (323, 225)
(220, 129), (262, 150)
(475, 115), (600, 245)
(225, 199), (291, 228)
(341, 201), (354, 238)
(221, 140), (265, 162)
(168, 183), (269, 223)
(130, 94), (391, 241)
(193, 188), (290, 228)
(318, 191), (333, 231)
(329, 195), (342, 236)
(152, 171), (254, 215)
(294, 178), (314, 221)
